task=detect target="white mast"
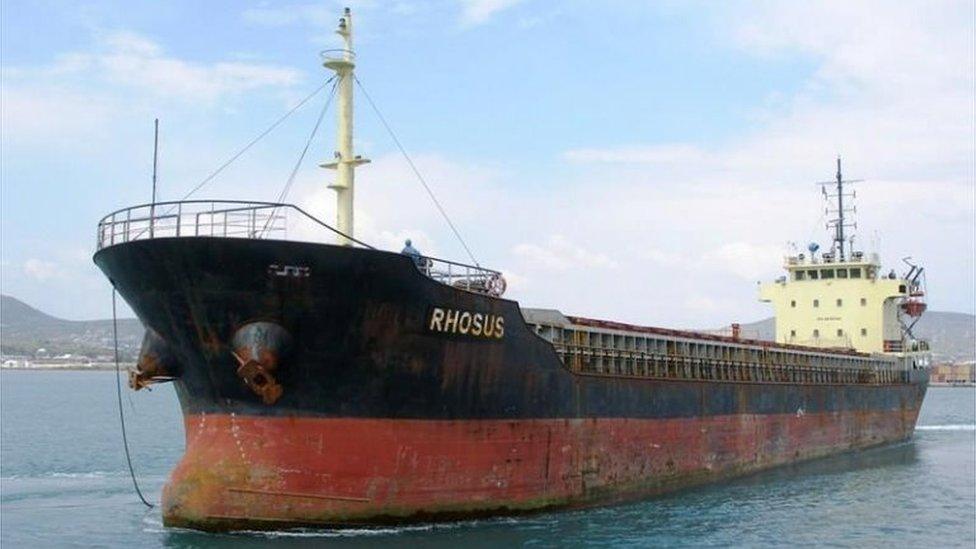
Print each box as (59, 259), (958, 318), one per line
(322, 7), (369, 245)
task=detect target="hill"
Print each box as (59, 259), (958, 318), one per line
(0, 294), (144, 361)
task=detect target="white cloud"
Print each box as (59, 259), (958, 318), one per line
(566, 3), (974, 184)
(240, 2), (522, 32)
(0, 86), (114, 145)
(703, 242), (786, 281)
(563, 144), (708, 165)
(241, 4), (336, 27)
(1, 30), (302, 142)
(23, 259), (61, 282)
(685, 294), (733, 314)
(459, 0), (525, 26)
(87, 31), (301, 102)
(1, 29), (304, 155)
(550, 0), (975, 321)
(3, 248), (119, 319)
(513, 235), (618, 271)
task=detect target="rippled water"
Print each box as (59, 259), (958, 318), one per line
(2, 370), (973, 547)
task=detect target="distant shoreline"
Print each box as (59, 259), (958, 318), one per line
(1, 363), (134, 372)
(3, 366), (974, 387)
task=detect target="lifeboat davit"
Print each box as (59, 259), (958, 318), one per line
(901, 300), (927, 317)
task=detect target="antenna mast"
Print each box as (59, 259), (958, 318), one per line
(819, 157), (860, 261)
(322, 7), (370, 246)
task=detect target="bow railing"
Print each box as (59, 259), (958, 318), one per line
(96, 200), (372, 251)
(96, 200), (505, 296)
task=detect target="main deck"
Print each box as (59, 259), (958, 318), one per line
(523, 309), (920, 386)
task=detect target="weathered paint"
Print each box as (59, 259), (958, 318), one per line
(131, 328), (179, 390)
(164, 409), (920, 531)
(93, 237), (928, 531)
(230, 321), (292, 404)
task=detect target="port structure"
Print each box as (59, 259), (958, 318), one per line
(320, 7), (369, 246)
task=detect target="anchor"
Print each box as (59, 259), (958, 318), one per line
(230, 321), (292, 405)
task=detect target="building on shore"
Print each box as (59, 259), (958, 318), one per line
(929, 362), (976, 386)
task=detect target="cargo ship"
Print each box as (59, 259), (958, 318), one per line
(93, 8), (930, 532)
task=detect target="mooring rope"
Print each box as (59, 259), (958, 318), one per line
(112, 288), (154, 508)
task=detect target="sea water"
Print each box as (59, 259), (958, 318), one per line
(1, 370), (973, 547)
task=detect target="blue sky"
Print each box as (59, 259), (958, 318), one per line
(2, 0), (974, 326)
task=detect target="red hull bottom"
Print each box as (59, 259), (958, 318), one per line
(163, 410), (919, 531)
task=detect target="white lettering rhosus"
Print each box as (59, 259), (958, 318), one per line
(428, 307), (504, 339)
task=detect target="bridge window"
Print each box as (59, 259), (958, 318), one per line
(795, 270), (806, 281)
(809, 270), (819, 280)
(813, 299), (819, 308)
(850, 268), (862, 278)
(837, 268), (848, 278)
(899, 284), (907, 293)
(821, 269), (835, 279)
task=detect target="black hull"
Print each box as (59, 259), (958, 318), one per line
(95, 238), (927, 531)
(95, 238), (927, 421)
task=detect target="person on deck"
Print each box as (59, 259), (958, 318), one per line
(401, 239), (426, 271)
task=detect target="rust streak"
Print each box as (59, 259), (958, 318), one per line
(227, 487), (371, 502)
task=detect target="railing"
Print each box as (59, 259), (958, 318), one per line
(553, 344), (909, 385)
(418, 257), (504, 296)
(97, 200), (325, 250)
(320, 48), (356, 61)
(320, 49), (355, 70)
(96, 200), (505, 296)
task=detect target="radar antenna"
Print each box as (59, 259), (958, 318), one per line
(817, 157), (862, 261)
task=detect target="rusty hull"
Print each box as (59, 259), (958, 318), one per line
(93, 237), (929, 531)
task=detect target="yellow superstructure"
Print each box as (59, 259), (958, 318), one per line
(760, 252), (916, 353)
(759, 158), (930, 365)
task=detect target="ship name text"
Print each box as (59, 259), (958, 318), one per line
(268, 264), (311, 278)
(428, 307), (504, 339)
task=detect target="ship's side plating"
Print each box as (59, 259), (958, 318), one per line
(95, 236), (927, 531)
